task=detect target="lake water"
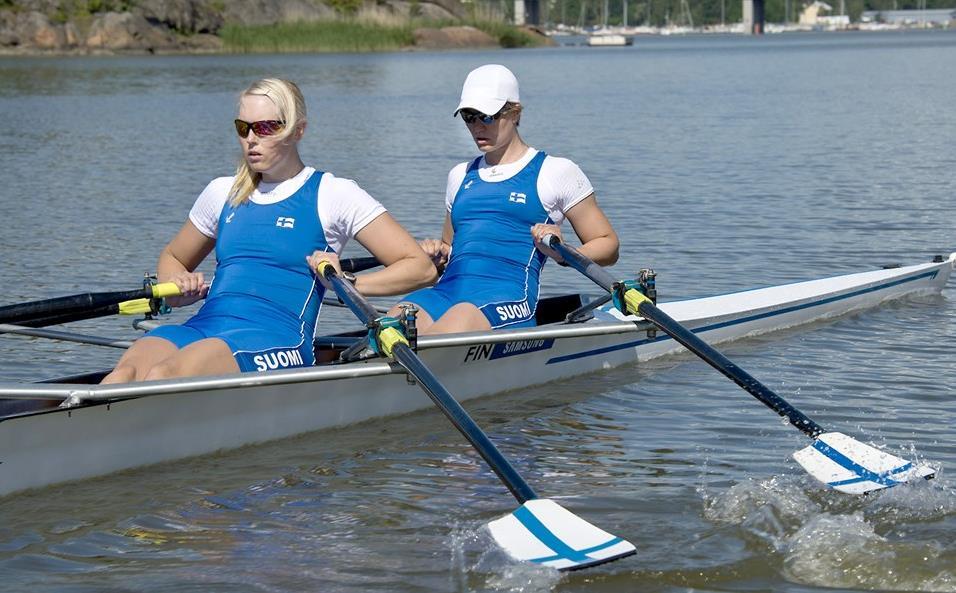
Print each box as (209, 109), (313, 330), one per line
(0, 29), (955, 592)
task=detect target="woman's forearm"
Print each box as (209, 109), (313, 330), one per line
(354, 254), (437, 297)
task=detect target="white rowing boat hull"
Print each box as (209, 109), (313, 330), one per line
(0, 254), (952, 497)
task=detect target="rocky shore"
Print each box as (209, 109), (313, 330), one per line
(0, 0), (550, 54)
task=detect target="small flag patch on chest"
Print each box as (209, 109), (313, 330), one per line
(276, 217), (295, 228)
(509, 192), (527, 204)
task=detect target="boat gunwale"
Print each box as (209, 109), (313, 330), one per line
(0, 316), (659, 407)
(1, 253), (951, 413)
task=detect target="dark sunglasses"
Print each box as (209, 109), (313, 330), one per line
(459, 109), (507, 125)
(234, 119), (285, 138)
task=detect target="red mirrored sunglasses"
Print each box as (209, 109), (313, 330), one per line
(234, 119), (285, 138)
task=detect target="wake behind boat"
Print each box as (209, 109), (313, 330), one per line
(0, 253), (953, 498)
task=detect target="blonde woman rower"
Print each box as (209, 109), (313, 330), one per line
(103, 78), (435, 383)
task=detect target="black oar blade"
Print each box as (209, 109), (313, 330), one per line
(488, 499), (637, 571)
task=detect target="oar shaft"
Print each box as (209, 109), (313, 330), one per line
(327, 278), (380, 324)
(391, 343), (538, 503)
(17, 305), (121, 328)
(547, 236), (826, 439)
(636, 303), (825, 438)
(0, 283), (179, 326)
(0, 290), (139, 325)
(0, 324), (133, 349)
(319, 265), (538, 504)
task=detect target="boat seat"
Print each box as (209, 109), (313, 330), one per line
(535, 293), (584, 325)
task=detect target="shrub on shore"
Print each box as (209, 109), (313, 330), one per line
(220, 18), (547, 53)
(221, 20), (416, 53)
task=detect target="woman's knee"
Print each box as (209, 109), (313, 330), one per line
(425, 303), (489, 334)
(101, 365), (138, 384)
(142, 361), (180, 382)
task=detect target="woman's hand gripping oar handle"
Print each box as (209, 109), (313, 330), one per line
(116, 283), (182, 317)
(314, 259), (636, 570)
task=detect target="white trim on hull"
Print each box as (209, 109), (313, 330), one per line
(0, 254), (952, 497)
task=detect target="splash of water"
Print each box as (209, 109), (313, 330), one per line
(447, 523), (564, 593)
(782, 513), (956, 592)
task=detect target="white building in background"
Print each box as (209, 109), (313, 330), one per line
(798, 0), (850, 28)
(514, 0), (526, 25)
(860, 9), (956, 25)
(799, 1), (830, 24)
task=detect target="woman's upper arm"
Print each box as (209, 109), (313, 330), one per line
(566, 195), (617, 243)
(441, 213), (454, 245)
(163, 220), (216, 273)
(355, 213), (424, 265)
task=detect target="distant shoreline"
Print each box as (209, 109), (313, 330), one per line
(1, 16), (950, 58)
(546, 20), (955, 37)
(0, 11), (553, 57)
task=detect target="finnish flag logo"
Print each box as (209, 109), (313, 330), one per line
(276, 217), (295, 229)
(508, 192), (527, 204)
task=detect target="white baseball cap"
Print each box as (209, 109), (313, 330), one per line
(454, 64), (520, 116)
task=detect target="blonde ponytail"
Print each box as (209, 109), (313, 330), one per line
(229, 78), (307, 206)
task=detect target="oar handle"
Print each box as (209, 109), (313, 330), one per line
(316, 260), (539, 504)
(543, 235), (827, 439)
(149, 282), (182, 299)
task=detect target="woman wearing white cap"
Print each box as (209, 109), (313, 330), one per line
(392, 64), (619, 334)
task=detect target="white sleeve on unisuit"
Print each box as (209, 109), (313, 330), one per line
(537, 156), (594, 226)
(445, 161), (470, 212)
(188, 176), (234, 239)
(317, 173), (387, 254)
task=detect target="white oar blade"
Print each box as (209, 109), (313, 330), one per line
(793, 432), (936, 495)
(486, 499), (635, 571)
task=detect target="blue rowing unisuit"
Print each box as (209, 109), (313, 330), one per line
(148, 171), (328, 371)
(405, 151), (551, 328)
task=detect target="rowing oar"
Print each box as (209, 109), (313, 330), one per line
(543, 235), (936, 495)
(316, 261), (635, 571)
(0, 257), (380, 329)
(0, 283), (182, 327)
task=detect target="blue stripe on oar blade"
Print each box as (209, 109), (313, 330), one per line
(512, 504), (631, 568)
(812, 439), (905, 488)
(529, 537), (627, 564)
(487, 499), (635, 570)
(513, 505), (593, 564)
